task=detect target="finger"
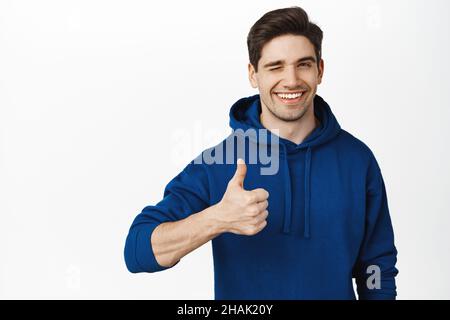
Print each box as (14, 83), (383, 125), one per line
(229, 158), (247, 188)
(255, 210), (269, 223)
(256, 200), (268, 213)
(243, 219), (267, 236)
(249, 188), (269, 202)
(255, 219), (268, 232)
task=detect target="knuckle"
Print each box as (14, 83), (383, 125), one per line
(244, 211), (253, 218)
(262, 200), (268, 209)
(244, 228), (254, 236)
(258, 189), (268, 199)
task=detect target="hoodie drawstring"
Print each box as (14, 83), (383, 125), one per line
(304, 147), (312, 238)
(281, 144), (312, 239)
(281, 144), (292, 234)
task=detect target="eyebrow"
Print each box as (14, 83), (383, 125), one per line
(262, 56), (316, 69)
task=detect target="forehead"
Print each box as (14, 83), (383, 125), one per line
(259, 34), (316, 64)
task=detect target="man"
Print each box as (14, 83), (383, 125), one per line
(124, 6), (398, 300)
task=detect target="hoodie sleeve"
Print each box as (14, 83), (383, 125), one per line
(124, 161), (210, 273)
(353, 154), (399, 300)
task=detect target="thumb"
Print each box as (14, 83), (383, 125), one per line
(230, 158), (247, 188)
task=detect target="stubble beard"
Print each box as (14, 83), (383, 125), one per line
(264, 98), (310, 123)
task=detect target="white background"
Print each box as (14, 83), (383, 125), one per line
(1, 0), (449, 299)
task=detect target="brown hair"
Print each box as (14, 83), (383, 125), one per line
(247, 6), (323, 72)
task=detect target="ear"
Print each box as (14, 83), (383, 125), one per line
(248, 63), (258, 89)
(317, 59), (324, 85)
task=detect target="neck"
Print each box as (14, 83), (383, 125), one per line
(260, 103), (319, 145)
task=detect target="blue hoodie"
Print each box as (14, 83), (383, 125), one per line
(124, 94), (398, 300)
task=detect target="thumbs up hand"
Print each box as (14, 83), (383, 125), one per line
(215, 159), (270, 236)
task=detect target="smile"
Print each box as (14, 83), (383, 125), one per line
(274, 91), (305, 104)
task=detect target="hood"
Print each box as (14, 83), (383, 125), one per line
(229, 94), (341, 237)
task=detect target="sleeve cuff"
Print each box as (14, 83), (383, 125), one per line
(135, 224), (178, 273)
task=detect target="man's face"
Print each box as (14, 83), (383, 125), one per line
(248, 34), (324, 122)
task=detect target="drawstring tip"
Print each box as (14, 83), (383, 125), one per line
(304, 227), (310, 239)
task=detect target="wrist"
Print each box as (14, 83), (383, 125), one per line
(200, 203), (229, 237)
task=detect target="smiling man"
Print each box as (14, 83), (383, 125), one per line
(124, 6), (399, 300)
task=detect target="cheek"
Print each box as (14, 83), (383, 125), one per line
(301, 76), (319, 90)
(260, 76), (279, 93)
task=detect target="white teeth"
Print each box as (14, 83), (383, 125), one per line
(276, 92), (303, 99)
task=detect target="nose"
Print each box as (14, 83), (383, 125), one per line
(283, 65), (302, 88)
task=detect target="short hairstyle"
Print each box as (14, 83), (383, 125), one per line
(247, 6), (323, 72)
